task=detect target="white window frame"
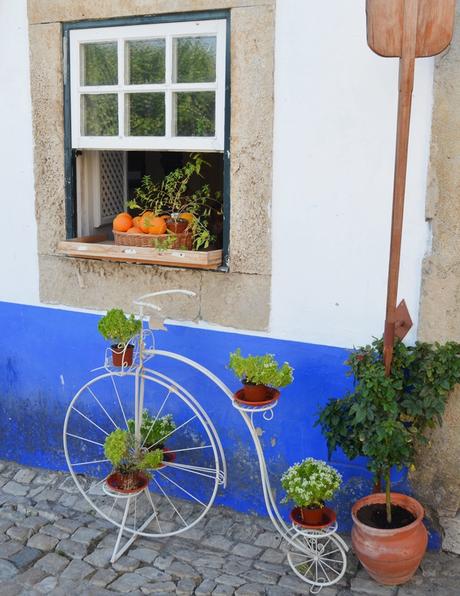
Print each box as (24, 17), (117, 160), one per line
(69, 20), (226, 151)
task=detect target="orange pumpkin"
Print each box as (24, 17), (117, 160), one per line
(113, 212), (133, 232)
(132, 215), (143, 228)
(126, 226), (143, 234)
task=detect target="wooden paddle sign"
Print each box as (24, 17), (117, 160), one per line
(366, 0), (455, 374)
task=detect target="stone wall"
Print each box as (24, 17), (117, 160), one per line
(415, 1), (460, 554)
(27, 0), (274, 330)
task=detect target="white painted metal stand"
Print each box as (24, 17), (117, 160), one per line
(63, 290), (347, 590)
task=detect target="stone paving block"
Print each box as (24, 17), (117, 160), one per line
(232, 542), (263, 558)
(16, 566), (48, 587)
(177, 578), (198, 594)
(244, 567), (280, 585)
(202, 535), (234, 552)
(84, 547), (113, 568)
(27, 533), (59, 551)
(71, 526), (104, 544)
(130, 547), (159, 564)
(28, 486), (46, 499)
(35, 574), (58, 593)
(2, 482), (29, 497)
(195, 555), (225, 569)
(60, 558), (94, 580)
(0, 541), (23, 558)
(35, 552), (70, 574)
(169, 560), (201, 581)
(39, 525), (69, 540)
(215, 573), (246, 588)
(235, 583), (266, 596)
(59, 477), (84, 494)
(0, 579), (22, 595)
(21, 517), (49, 531)
(9, 546), (43, 569)
(6, 526), (33, 543)
(196, 566), (221, 580)
(254, 531), (283, 548)
(140, 581), (176, 593)
(112, 555), (140, 572)
(195, 578), (217, 595)
(350, 576), (397, 595)
(34, 472), (59, 486)
(55, 538), (88, 559)
(54, 518), (81, 534)
(0, 559), (18, 579)
(153, 554), (174, 571)
(260, 547), (285, 563)
(108, 572), (146, 592)
(212, 584), (234, 595)
(13, 469), (36, 485)
(136, 566), (172, 581)
(58, 494), (79, 509)
(225, 559), (252, 576)
(278, 573), (316, 594)
(89, 567), (117, 587)
(253, 559), (289, 575)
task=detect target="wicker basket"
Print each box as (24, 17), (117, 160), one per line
(113, 230), (192, 250)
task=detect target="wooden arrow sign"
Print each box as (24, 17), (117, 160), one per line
(366, 0), (455, 374)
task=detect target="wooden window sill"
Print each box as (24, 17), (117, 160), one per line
(57, 235), (223, 270)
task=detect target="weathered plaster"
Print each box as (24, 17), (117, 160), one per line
(28, 1), (274, 328)
(415, 2), (460, 552)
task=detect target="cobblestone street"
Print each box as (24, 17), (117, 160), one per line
(0, 461), (458, 595)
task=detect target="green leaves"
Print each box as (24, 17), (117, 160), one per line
(316, 337), (460, 494)
(98, 309), (142, 346)
(281, 458), (342, 508)
(228, 349), (294, 388)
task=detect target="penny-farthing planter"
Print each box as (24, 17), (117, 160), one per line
(63, 290), (347, 591)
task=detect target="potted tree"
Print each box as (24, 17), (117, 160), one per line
(228, 349), (293, 405)
(104, 428), (163, 494)
(127, 410), (177, 466)
(317, 337), (460, 585)
(281, 458), (342, 528)
(98, 309), (142, 367)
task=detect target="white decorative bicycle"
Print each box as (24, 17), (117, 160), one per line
(63, 290), (347, 592)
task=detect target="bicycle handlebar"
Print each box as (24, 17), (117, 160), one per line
(133, 289), (197, 312)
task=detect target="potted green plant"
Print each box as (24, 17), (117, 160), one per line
(281, 458), (342, 527)
(317, 337), (460, 585)
(104, 428), (163, 494)
(127, 410), (176, 465)
(228, 348), (293, 404)
(128, 153), (222, 251)
(98, 309), (142, 367)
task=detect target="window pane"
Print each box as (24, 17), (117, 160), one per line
(175, 37), (216, 83)
(81, 42), (118, 86)
(81, 94), (118, 136)
(126, 93), (165, 136)
(175, 92), (215, 136)
(126, 39), (165, 84)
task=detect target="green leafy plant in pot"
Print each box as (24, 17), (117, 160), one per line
(127, 410), (177, 465)
(281, 458), (342, 528)
(228, 349), (293, 404)
(316, 337), (460, 585)
(104, 428), (163, 494)
(98, 309), (142, 367)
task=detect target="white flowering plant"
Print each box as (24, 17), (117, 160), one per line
(281, 458), (342, 508)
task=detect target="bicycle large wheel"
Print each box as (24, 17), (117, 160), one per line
(63, 370), (224, 538)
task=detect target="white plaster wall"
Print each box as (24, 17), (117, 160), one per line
(0, 0), (39, 304)
(270, 0), (433, 348)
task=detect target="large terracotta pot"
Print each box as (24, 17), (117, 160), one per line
(352, 493), (428, 585)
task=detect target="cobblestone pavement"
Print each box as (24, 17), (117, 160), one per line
(0, 461), (458, 595)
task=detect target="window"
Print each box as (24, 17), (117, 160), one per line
(69, 20), (226, 151)
(61, 16), (229, 270)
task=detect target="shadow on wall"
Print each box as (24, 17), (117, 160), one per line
(0, 301), (439, 547)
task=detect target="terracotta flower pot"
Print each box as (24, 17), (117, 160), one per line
(351, 493), (428, 585)
(290, 506), (337, 529)
(157, 446), (177, 469)
(106, 471), (149, 494)
(242, 382), (270, 402)
(111, 344), (134, 367)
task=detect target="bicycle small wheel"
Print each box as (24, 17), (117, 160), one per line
(63, 370), (223, 538)
(287, 532), (347, 590)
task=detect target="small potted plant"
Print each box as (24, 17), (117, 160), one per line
(127, 410), (176, 465)
(104, 429), (163, 494)
(317, 337), (460, 585)
(98, 309), (142, 367)
(228, 348), (293, 404)
(281, 458), (342, 527)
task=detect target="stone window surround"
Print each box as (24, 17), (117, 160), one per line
(28, 0), (275, 331)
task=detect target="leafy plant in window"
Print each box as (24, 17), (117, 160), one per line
(128, 153), (222, 250)
(316, 337), (460, 524)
